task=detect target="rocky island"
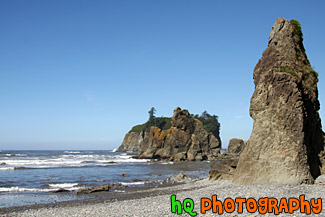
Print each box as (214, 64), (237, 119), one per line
(118, 107), (221, 161)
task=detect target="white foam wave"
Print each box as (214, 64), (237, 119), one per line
(0, 187), (50, 192)
(1, 153), (26, 157)
(112, 148), (117, 152)
(48, 183), (79, 189)
(160, 162), (174, 165)
(49, 183), (80, 191)
(64, 151), (81, 154)
(0, 152), (149, 171)
(0, 167), (14, 171)
(111, 154), (148, 163)
(0, 182), (81, 193)
(120, 181), (145, 186)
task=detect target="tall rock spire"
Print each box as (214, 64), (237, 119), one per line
(233, 18), (324, 184)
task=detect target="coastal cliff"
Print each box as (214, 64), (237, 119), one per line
(117, 131), (148, 152)
(233, 18), (324, 184)
(139, 107), (221, 161)
(117, 117), (171, 152)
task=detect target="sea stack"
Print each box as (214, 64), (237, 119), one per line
(233, 18), (324, 184)
(139, 107), (221, 161)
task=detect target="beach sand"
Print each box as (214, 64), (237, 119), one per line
(1, 179), (324, 217)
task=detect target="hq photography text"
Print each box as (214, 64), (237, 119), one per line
(170, 194), (322, 216)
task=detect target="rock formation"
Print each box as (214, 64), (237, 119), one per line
(117, 131), (148, 152)
(233, 18), (324, 184)
(227, 138), (246, 154)
(209, 159), (238, 181)
(139, 107), (221, 161)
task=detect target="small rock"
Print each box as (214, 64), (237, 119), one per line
(227, 138), (245, 154)
(315, 174), (325, 185)
(120, 173), (128, 177)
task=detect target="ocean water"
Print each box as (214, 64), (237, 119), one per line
(0, 150), (210, 208)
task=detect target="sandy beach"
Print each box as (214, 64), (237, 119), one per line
(1, 179), (324, 217)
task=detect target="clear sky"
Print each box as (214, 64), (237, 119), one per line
(1, 0), (325, 150)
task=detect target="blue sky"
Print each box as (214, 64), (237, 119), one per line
(1, 0), (325, 150)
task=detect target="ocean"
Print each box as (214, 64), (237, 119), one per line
(0, 150), (210, 208)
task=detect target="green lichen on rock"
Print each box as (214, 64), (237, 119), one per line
(273, 65), (298, 78)
(290, 19), (303, 39)
(303, 65), (319, 91)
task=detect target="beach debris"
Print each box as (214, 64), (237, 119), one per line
(50, 188), (70, 193)
(77, 184), (110, 195)
(166, 172), (191, 183)
(149, 173), (161, 176)
(105, 161), (117, 164)
(108, 183), (123, 189)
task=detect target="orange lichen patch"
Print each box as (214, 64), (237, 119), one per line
(275, 17), (285, 24)
(151, 127), (165, 140)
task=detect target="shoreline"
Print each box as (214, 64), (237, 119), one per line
(1, 179), (325, 216)
(0, 180), (188, 215)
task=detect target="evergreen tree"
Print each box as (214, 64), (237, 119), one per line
(148, 107), (156, 121)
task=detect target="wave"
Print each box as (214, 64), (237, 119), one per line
(48, 183), (79, 189)
(0, 153), (26, 157)
(119, 181), (145, 186)
(159, 162), (174, 165)
(0, 187), (51, 193)
(111, 148), (117, 152)
(0, 152), (149, 171)
(63, 151), (81, 154)
(0, 182), (81, 193)
(0, 167), (14, 171)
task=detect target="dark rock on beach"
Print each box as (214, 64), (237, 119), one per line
(139, 107), (221, 161)
(234, 18), (325, 185)
(76, 184), (110, 195)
